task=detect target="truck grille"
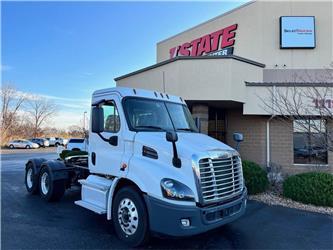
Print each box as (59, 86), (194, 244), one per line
(198, 155), (243, 203)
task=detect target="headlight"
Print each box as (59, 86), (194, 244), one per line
(160, 178), (195, 202)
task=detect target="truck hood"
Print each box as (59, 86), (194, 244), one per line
(134, 132), (235, 161)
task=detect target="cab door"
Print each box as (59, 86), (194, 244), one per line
(89, 95), (125, 176)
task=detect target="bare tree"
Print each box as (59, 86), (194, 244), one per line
(0, 84), (26, 143)
(67, 125), (86, 138)
(259, 64), (333, 162)
(43, 126), (67, 138)
(26, 96), (57, 137)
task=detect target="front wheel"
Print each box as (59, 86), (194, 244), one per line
(9, 144), (14, 149)
(39, 167), (66, 202)
(112, 187), (149, 247)
(25, 145), (31, 149)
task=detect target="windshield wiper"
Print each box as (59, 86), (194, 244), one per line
(135, 125), (165, 131)
(177, 128), (196, 132)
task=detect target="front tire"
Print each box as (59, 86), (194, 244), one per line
(25, 145), (31, 149)
(112, 187), (149, 247)
(25, 163), (39, 194)
(9, 144), (14, 149)
(39, 167), (66, 202)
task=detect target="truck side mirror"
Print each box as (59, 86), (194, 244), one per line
(166, 131), (178, 142)
(91, 106), (104, 133)
(166, 131), (181, 168)
(109, 136), (118, 146)
(233, 132), (243, 142)
(233, 132), (243, 151)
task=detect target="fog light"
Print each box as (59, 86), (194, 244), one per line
(181, 218), (190, 227)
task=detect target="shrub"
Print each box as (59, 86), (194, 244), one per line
(283, 172), (333, 207)
(242, 160), (269, 195)
(59, 150), (88, 160)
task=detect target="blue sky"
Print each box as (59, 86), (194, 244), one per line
(2, 1), (247, 128)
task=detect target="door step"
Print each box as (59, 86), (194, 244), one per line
(75, 200), (106, 214)
(75, 175), (113, 215)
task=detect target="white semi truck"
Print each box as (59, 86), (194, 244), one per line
(25, 87), (247, 246)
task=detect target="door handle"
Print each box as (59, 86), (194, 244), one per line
(92, 152), (96, 165)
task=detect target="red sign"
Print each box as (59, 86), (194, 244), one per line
(169, 24), (238, 59)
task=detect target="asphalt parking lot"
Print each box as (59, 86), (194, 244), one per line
(1, 149), (333, 249)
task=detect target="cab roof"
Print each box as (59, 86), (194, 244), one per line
(92, 87), (185, 104)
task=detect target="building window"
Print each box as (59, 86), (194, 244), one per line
(293, 119), (327, 164)
(208, 107), (226, 142)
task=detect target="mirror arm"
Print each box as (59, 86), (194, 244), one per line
(235, 142), (240, 151)
(97, 132), (109, 142)
(96, 133), (118, 146)
(171, 141), (181, 168)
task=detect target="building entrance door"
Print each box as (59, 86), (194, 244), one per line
(208, 107), (226, 142)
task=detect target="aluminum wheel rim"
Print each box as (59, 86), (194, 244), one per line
(41, 172), (49, 195)
(26, 168), (33, 189)
(118, 198), (139, 236)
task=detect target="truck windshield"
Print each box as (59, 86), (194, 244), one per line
(123, 98), (198, 132)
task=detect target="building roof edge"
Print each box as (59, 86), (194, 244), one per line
(245, 81), (333, 87)
(115, 55), (265, 81)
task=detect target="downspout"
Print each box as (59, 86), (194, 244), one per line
(162, 71), (166, 92)
(266, 85), (276, 170)
(266, 116), (274, 169)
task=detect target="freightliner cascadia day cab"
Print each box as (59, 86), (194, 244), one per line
(25, 87), (247, 246)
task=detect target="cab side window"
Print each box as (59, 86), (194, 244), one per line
(102, 101), (120, 133)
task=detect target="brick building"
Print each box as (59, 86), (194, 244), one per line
(115, 1), (333, 174)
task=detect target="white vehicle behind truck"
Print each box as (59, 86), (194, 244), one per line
(24, 87), (247, 246)
(8, 139), (39, 149)
(66, 138), (88, 151)
(46, 137), (68, 147)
